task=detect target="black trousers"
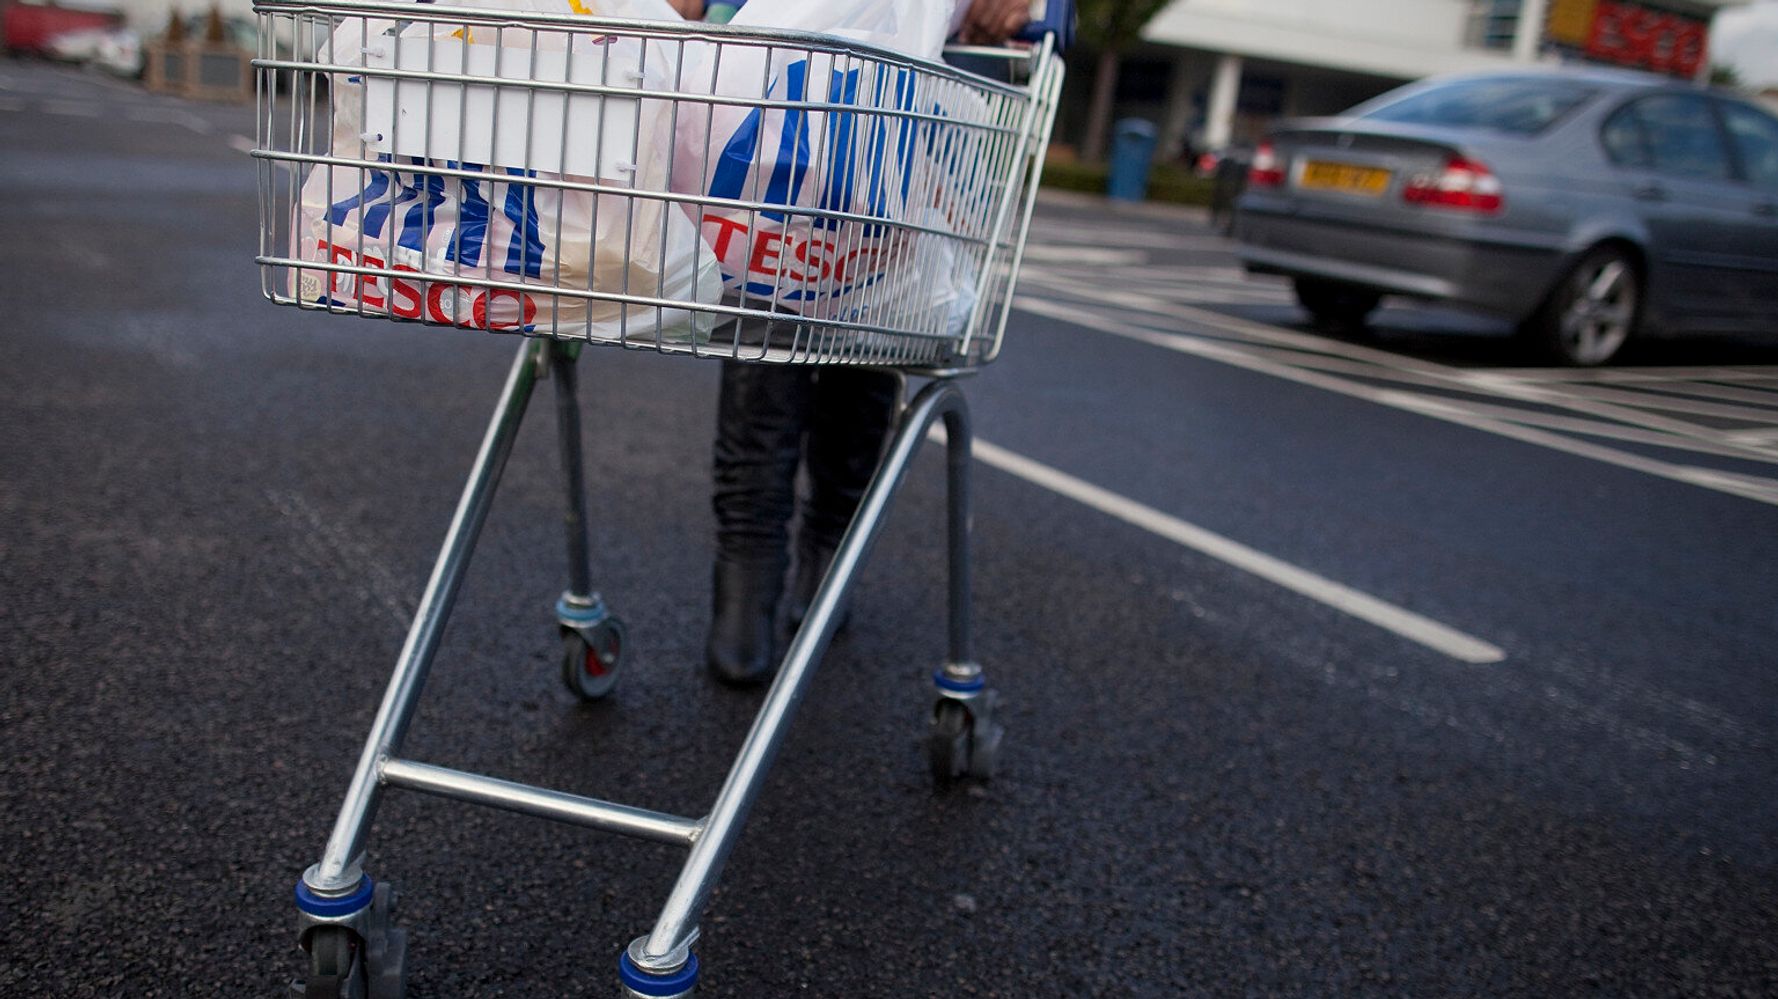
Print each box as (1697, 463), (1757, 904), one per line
(711, 360), (899, 567)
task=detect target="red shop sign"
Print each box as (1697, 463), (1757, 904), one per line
(1584, 1), (1708, 77)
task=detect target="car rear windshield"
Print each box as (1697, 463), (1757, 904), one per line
(1358, 77), (1598, 136)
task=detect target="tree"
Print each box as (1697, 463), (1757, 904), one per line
(1708, 64), (1744, 90)
(1077, 0), (1174, 162)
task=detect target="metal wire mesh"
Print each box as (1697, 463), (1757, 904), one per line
(253, 0), (1062, 368)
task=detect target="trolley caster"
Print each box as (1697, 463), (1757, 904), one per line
(292, 881), (408, 999)
(619, 936), (699, 998)
(928, 687), (1003, 782)
(558, 595), (625, 701)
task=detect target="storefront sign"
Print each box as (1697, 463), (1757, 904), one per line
(1544, 0), (1708, 78)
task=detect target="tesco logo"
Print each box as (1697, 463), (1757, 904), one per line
(312, 241), (538, 331)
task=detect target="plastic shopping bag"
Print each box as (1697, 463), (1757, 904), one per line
(670, 0), (992, 338)
(291, 0), (722, 340)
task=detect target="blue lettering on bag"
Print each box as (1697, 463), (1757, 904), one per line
(861, 68), (917, 229)
(760, 60), (811, 222)
(444, 162), (489, 267)
(712, 62), (919, 228)
(708, 90), (763, 204)
(398, 164), (450, 252)
(327, 155), (394, 234)
(501, 168), (545, 278)
(817, 69), (861, 224)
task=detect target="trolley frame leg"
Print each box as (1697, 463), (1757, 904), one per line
(290, 362), (989, 997)
(550, 339), (626, 701)
(628, 378), (979, 981)
(929, 378), (1000, 780)
(300, 338), (545, 900)
(551, 341), (595, 601)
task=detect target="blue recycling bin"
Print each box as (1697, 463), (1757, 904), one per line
(1107, 118), (1158, 201)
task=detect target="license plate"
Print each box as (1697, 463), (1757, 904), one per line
(1299, 160), (1392, 196)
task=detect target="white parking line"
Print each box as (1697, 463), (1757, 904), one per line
(41, 100), (100, 117)
(122, 106), (215, 134)
(1728, 427), (1778, 445)
(948, 432), (1506, 664)
(1019, 245), (1147, 266)
(1055, 270), (1778, 461)
(1544, 382), (1778, 425)
(1015, 296), (1778, 508)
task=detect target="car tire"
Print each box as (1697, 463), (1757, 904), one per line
(1293, 278), (1380, 331)
(1524, 245), (1640, 366)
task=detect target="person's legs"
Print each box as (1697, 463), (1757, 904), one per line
(707, 359), (811, 684)
(786, 367), (899, 631)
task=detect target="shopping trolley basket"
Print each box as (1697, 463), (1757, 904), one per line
(252, 1), (1065, 993)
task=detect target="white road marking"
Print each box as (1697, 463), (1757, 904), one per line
(122, 106), (215, 134)
(1025, 263), (1294, 304)
(41, 100), (100, 117)
(1015, 296), (1778, 507)
(0, 96), (24, 113)
(265, 489), (415, 627)
(1654, 381), (1778, 407)
(1019, 245), (1147, 266)
(1546, 382), (1778, 425)
(945, 431), (1506, 665)
(1024, 226), (1230, 251)
(1017, 264), (1778, 476)
(229, 133), (256, 153)
(1494, 365), (1778, 383)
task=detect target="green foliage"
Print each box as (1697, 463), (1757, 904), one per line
(1708, 64), (1744, 90)
(1038, 159), (1216, 206)
(1075, 0), (1176, 50)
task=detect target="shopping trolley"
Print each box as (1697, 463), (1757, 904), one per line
(251, 1), (1066, 993)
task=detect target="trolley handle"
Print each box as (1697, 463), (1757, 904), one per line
(1014, 0), (1074, 51)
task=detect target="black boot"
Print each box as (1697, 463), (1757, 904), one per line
(785, 368), (898, 634)
(706, 558), (786, 685)
(707, 361), (810, 684)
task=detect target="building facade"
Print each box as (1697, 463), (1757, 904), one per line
(1107, 0), (1739, 161)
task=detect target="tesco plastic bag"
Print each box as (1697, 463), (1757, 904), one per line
(290, 0), (722, 339)
(669, 0), (989, 337)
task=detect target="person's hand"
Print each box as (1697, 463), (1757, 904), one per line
(667, 0), (705, 19)
(958, 0), (1028, 44)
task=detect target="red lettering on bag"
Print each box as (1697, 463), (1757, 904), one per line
(693, 223), (892, 299)
(703, 216), (751, 260)
(791, 237), (832, 284)
(426, 281), (459, 325)
(324, 241), (354, 295)
(354, 250), (387, 309)
(316, 243), (533, 330)
(833, 245), (883, 284)
(473, 288), (538, 331)
(749, 231), (784, 274)
(389, 264), (424, 319)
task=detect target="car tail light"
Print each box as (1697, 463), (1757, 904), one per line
(1403, 156), (1503, 213)
(1248, 141), (1285, 187)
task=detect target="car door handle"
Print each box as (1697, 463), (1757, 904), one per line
(1633, 183), (1668, 202)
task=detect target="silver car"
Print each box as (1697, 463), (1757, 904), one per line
(1233, 68), (1778, 365)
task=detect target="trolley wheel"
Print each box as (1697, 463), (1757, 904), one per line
(561, 617), (625, 701)
(929, 700), (972, 781)
(298, 884), (407, 999)
(302, 928), (365, 999)
(928, 693), (1004, 783)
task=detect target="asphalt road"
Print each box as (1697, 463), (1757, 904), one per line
(4, 61), (1777, 997)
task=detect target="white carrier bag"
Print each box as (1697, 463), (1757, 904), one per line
(290, 0), (722, 338)
(669, 0), (992, 338)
